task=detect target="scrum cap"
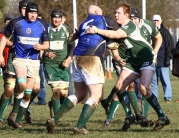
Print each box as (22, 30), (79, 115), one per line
(130, 7), (140, 19)
(51, 9), (62, 18)
(25, 2), (39, 15)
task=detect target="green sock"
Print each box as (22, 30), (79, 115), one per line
(12, 97), (22, 113)
(117, 91), (132, 117)
(128, 91), (140, 114)
(0, 96), (9, 120)
(146, 93), (165, 118)
(16, 106), (26, 123)
(52, 99), (60, 114)
(76, 104), (95, 128)
(107, 99), (120, 120)
(141, 96), (150, 118)
(54, 98), (74, 123)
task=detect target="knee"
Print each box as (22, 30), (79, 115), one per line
(52, 89), (60, 100)
(127, 82), (135, 92)
(17, 83), (26, 93)
(140, 84), (151, 97)
(33, 87), (40, 94)
(3, 88), (14, 98)
(60, 92), (68, 99)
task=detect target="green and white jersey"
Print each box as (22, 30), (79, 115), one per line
(43, 23), (74, 67)
(139, 19), (159, 44)
(117, 20), (156, 73)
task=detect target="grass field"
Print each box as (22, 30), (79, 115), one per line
(0, 72), (179, 138)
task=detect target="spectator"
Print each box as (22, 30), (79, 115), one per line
(152, 14), (174, 102)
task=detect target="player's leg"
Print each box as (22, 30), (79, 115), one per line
(12, 59), (39, 128)
(140, 68), (170, 131)
(101, 59), (121, 114)
(24, 80), (40, 124)
(115, 69), (138, 131)
(127, 82), (142, 121)
(104, 93), (120, 126)
(0, 75), (16, 126)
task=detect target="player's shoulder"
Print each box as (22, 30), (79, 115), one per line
(36, 18), (48, 27)
(142, 19), (155, 27)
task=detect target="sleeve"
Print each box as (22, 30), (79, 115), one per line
(102, 15), (120, 31)
(39, 19), (49, 42)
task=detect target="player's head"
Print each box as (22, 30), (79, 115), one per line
(87, 5), (103, 15)
(115, 2), (131, 25)
(130, 7), (140, 25)
(19, 0), (30, 17)
(4, 14), (15, 25)
(51, 8), (63, 28)
(25, 2), (39, 22)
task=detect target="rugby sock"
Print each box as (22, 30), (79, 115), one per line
(54, 98), (74, 123)
(52, 99), (60, 114)
(146, 93), (165, 118)
(128, 91), (140, 114)
(107, 87), (116, 102)
(16, 106), (26, 122)
(141, 96), (150, 118)
(12, 97), (22, 113)
(76, 98), (97, 128)
(117, 91), (133, 117)
(107, 99), (120, 120)
(16, 99), (29, 123)
(0, 96), (9, 120)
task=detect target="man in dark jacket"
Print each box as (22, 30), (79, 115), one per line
(152, 14), (174, 102)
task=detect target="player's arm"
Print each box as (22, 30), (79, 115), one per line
(86, 26), (127, 39)
(111, 49), (126, 67)
(152, 32), (162, 54)
(33, 41), (49, 50)
(0, 35), (9, 67)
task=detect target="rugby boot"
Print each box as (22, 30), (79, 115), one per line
(101, 99), (110, 115)
(140, 117), (156, 127)
(8, 112), (17, 128)
(153, 116), (170, 131)
(135, 112), (143, 121)
(14, 122), (23, 129)
(122, 114), (135, 131)
(74, 126), (89, 135)
(48, 101), (54, 118)
(24, 109), (32, 124)
(46, 118), (56, 134)
(104, 119), (112, 127)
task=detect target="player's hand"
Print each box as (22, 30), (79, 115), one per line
(86, 25), (99, 34)
(70, 29), (79, 41)
(33, 43), (42, 50)
(46, 52), (56, 59)
(117, 58), (126, 67)
(0, 55), (5, 67)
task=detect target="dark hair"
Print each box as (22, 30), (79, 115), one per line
(4, 14), (15, 23)
(51, 8), (62, 18)
(19, 0), (30, 14)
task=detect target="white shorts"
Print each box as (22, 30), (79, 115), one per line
(72, 56), (105, 85)
(12, 58), (40, 78)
